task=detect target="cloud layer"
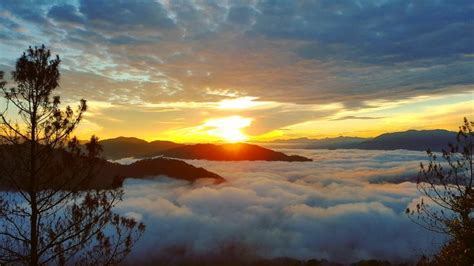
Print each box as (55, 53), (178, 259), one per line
(114, 149), (446, 264)
(1, 0), (472, 104)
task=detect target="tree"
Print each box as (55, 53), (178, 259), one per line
(0, 45), (145, 265)
(407, 118), (473, 265)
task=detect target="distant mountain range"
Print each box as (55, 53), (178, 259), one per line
(259, 129), (458, 151)
(95, 129), (458, 161)
(98, 138), (312, 161)
(355, 130), (457, 151)
(260, 136), (365, 149)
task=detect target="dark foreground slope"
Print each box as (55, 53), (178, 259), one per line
(157, 143), (312, 161)
(0, 145), (224, 190)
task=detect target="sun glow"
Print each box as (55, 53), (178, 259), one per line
(203, 116), (252, 142)
(217, 96), (277, 110)
(218, 97), (259, 109)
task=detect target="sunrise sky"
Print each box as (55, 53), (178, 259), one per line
(0, 0), (472, 143)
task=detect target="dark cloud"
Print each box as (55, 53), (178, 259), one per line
(47, 4), (84, 24)
(227, 6), (255, 25)
(78, 0), (175, 30)
(252, 0), (474, 63)
(0, 0), (472, 110)
(0, 0), (50, 24)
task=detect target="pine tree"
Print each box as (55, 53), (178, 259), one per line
(0, 45), (144, 265)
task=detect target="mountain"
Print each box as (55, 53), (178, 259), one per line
(99, 137), (184, 159)
(305, 136), (367, 149)
(0, 144), (224, 191)
(96, 157), (225, 188)
(98, 129), (456, 160)
(355, 129), (457, 151)
(157, 143), (312, 161)
(256, 136), (367, 149)
(259, 130), (458, 151)
(98, 138), (312, 161)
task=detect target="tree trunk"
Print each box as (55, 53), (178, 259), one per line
(29, 110), (39, 266)
(30, 191), (38, 266)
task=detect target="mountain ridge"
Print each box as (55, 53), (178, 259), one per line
(97, 129), (458, 160)
(156, 143), (312, 162)
(355, 129), (457, 151)
(98, 137), (184, 159)
(257, 129), (458, 151)
(97, 138), (312, 161)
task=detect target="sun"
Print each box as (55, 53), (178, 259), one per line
(204, 116), (252, 142)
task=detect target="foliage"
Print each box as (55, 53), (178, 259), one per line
(407, 118), (473, 265)
(0, 45), (145, 265)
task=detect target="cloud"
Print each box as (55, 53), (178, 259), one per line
(0, 0), (472, 140)
(332, 115), (384, 121)
(1, 0), (472, 109)
(227, 6), (256, 25)
(0, 0), (50, 24)
(47, 4), (84, 24)
(252, 0), (474, 63)
(78, 0), (175, 30)
(114, 149), (446, 264)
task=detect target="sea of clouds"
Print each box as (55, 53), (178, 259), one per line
(114, 149), (446, 264)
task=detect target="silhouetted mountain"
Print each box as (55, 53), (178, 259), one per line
(306, 136), (366, 149)
(99, 137), (184, 159)
(96, 157), (224, 188)
(256, 136), (367, 149)
(99, 129), (456, 161)
(98, 138), (312, 161)
(355, 130), (457, 151)
(259, 130), (458, 151)
(0, 144), (224, 190)
(157, 143), (312, 161)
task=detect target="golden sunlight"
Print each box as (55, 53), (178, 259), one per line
(218, 96), (260, 109)
(203, 116), (252, 142)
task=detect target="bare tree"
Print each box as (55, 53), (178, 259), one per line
(407, 118), (473, 265)
(0, 45), (145, 265)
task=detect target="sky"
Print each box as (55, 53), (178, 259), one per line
(0, 0), (473, 142)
